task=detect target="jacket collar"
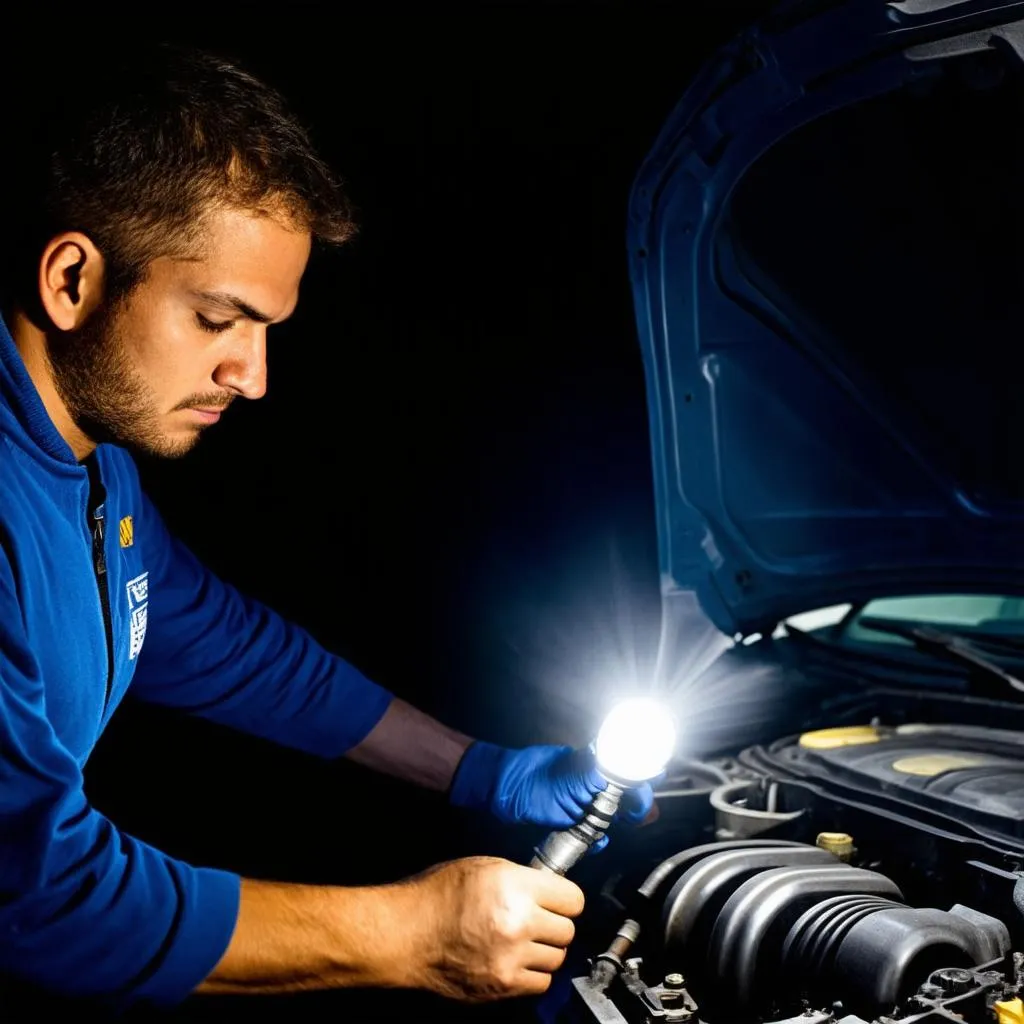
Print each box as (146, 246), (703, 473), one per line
(0, 312), (78, 465)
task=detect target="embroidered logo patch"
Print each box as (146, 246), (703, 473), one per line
(119, 515), (134, 548)
(126, 572), (149, 660)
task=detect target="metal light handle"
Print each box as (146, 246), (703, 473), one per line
(530, 782), (625, 876)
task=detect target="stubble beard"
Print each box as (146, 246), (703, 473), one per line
(47, 301), (200, 460)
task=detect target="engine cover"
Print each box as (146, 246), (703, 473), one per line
(758, 724), (1024, 844)
(568, 841), (1019, 1024)
(658, 842), (1008, 1018)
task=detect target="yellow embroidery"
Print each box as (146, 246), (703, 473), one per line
(119, 515), (134, 548)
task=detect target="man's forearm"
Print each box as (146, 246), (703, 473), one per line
(344, 697), (474, 791)
(198, 856), (586, 1004)
(197, 877), (420, 995)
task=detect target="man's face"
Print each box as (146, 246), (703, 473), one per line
(49, 206), (311, 458)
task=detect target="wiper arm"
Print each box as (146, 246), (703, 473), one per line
(858, 617), (1024, 696)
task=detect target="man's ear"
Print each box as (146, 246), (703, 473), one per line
(37, 232), (106, 332)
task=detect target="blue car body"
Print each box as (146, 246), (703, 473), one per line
(628, 0), (1024, 637)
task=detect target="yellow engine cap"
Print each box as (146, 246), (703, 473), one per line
(891, 753), (989, 777)
(799, 725), (881, 750)
(816, 832), (855, 858)
(994, 997), (1024, 1024)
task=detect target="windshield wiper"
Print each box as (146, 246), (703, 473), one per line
(858, 617), (1024, 697)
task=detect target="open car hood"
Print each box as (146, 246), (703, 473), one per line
(629, 0), (1024, 637)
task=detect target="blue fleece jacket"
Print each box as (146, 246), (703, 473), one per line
(0, 314), (394, 1008)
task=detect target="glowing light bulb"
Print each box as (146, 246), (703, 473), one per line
(594, 697), (676, 784)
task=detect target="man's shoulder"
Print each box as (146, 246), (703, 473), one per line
(0, 405), (58, 496)
(0, 403), (30, 469)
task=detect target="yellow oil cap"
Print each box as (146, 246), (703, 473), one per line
(891, 754), (989, 777)
(994, 997), (1024, 1024)
(799, 725), (881, 749)
(816, 832), (855, 860)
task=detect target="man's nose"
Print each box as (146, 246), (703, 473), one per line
(213, 328), (267, 400)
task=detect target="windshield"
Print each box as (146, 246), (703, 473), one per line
(782, 595), (1024, 647)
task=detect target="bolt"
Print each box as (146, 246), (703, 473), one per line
(935, 968), (973, 995)
(664, 973), (685, 989)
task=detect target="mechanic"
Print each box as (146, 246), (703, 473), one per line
(0, 45), (654, 1011)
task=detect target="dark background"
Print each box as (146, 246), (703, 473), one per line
(37, 3), (769, 1019)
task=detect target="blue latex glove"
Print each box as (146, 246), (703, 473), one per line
(449, 741), (656, 837)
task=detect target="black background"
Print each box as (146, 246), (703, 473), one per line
(30, 3), (772, 1019)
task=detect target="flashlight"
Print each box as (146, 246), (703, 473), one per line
(530, 698), (676, 876)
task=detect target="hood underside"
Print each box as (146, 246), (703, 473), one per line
(629, 0), (1024, 636)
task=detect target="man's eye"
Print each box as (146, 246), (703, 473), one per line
(196, 313), (235, 334)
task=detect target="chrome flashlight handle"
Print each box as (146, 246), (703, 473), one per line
(530, 782), (625, 876)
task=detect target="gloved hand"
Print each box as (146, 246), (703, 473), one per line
(449, 741), (657, 839)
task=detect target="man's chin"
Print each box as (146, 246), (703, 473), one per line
(154, 430), (205, 459)
(117, 427), (204, 460)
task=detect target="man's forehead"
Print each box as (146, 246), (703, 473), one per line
(203, 204), (312, 251)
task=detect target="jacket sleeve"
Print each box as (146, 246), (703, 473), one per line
(0, 548), (240, 1009)
(130, 491), (393, 758)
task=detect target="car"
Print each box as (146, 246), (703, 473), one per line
(557, 3), (1024, 1023)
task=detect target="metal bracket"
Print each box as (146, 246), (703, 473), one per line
(904, 19), (1024, 62)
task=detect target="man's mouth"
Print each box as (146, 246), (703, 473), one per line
(188, 407), (224, 424)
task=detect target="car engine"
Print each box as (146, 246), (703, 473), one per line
(564, 721), (1024, 1024)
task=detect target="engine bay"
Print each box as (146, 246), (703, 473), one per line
(555, 0), (1024, 1019)
(563, 720), (1024, 1024)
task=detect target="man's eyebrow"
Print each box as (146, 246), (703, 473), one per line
(192, 290), (275, 324)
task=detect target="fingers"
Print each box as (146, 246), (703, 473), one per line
(530, 906), (576, 948)
(555, 745), (606, 821)
(525, 941), (568, 973)
(530, 869), (585, 918)
(618, 781), (655, 824)
(516, 968), (556, 996)
(641, 800), (660, 825)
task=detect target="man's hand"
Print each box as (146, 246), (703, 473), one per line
(346, 701), (659, 839)
(402, 856), (584, 1001)
(197, 858), (582, 1000)
(449, 741), (657, 835)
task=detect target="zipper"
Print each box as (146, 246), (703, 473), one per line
(87, 459), (115, 715)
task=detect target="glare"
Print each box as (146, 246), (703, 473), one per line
(774, 604), (852, 637)
(594, 697), (677, 783)
(491, 550), (778, 757)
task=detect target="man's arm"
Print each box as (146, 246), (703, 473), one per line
(344, 697), (473, 791)
(346, 698), (661, 832)
(196, 878), (414, 995)
(129, 484), (655, 828)
(0, 550), (239, 1009)
(131, 489), (481, 793)
(0, 548), (580, 1008)
(197, 858), (584, 1002)
(130, 489), (393, 759)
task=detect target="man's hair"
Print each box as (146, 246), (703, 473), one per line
(1, 44), (355, 308)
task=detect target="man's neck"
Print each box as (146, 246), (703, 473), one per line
(8, 309), (95, 461)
